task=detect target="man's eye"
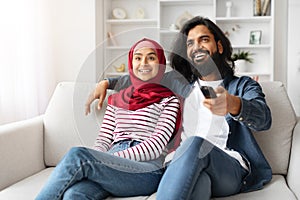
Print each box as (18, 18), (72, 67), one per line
(135, 57), (141, 61)
(186, 42), (193, 47)
(202, 38), (209, 42)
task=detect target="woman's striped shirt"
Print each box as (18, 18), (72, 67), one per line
(94, 95), (180, 161)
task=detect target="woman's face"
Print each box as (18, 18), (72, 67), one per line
(132, 47), (160, 81)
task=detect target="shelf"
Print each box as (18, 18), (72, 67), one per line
(236, 72), (270, 76)
(232, 44), (271, 49)
(216, 16), (272, 23)
(106, 46), (130, 50)
(106, 19), (157, 25)
(160, 0), (213, 5)
(160, 29), (179, 34)
(102, 0), (274, 81)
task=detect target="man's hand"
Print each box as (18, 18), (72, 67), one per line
(85, 80), (109, 115)
(202, 86), (241, 116)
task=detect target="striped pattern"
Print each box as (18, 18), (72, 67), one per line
(94, 96), (180, 161)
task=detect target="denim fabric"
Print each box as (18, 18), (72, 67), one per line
(36, 141), (164, 200)
(108, 72), (272, 193)
(156, 137), (248, 200)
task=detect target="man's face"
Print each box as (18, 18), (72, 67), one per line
(186, 25), (223, 77)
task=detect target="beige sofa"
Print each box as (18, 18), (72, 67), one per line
(0, 81), (299, 200)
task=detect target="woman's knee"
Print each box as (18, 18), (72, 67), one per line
(63, 147), (90, 162)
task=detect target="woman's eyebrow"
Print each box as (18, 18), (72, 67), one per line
(133, 52), (157, 56)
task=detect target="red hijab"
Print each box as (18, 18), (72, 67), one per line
(108, 38), (174, 110)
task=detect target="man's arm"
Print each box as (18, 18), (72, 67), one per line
(85, 75), (131, 115)
(85, 70), (192, 115)
(227, 77), (272, 131)
(203, 77), (271, 131)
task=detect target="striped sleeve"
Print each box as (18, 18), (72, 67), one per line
(93, 105), (115, 152)
(113, 96), (180, 161)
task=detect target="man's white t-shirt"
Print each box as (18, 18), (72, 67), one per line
(181, 79), (248, 170)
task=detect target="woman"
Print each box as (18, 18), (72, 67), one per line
(36, 38), (181, 200)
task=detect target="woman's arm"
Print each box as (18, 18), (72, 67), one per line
(113, 96), (180, 161)
(93, 105), (116, 152)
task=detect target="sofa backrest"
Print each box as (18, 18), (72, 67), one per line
(44, 81), (297, 175)
(44, 82), (108, 166)
(255, 81), (297, 175)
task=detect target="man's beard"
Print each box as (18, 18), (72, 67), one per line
(189, 50), (222, 78)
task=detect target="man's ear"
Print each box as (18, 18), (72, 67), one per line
(217, 40), (223, 54)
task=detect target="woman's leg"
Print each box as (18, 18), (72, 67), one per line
(156, 137), (247, 200)
(36, 147), (164, 200)
(63, 180), (109, 200)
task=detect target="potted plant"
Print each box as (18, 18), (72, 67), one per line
(232, 50), (253, 72)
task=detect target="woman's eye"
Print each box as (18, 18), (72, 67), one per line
(149, 56), (156, 61)
(134, 57), (141, 61)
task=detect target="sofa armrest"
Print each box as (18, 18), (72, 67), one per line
(287, 118), (300, 199)
(0, 116), (45, 190)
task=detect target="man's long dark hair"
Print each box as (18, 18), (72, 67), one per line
(170, 16), (235, 83)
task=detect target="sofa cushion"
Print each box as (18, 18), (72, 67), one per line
(254, 81), (297, 175)
(1, 171), (294, 200)
(0, 168), (54, 200)
(44, 81), (297, 175)
(0, 168), (155, 200)
(213, 175), (296, 200)
(44, 82), (114, 166)
(44, 82), (99, 166)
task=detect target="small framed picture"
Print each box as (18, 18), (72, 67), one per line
(249, 30), (262, 45)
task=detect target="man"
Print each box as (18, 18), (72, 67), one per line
(86, 16), (272, 200)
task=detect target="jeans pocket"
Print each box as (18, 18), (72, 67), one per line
(108, 140), (140, 154)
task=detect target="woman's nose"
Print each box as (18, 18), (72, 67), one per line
(141, 57), (147, 65)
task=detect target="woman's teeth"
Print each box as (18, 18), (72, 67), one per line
(139, 69), (151, 73)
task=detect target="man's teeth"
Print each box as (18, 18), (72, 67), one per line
(195, 53), (206, 59)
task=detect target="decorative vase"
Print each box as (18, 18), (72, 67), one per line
(235, 60), (249, 73)
(226, 1), (232, 18)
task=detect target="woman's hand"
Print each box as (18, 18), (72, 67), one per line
(85, 80), (109, 115)
(202, 86), (241, 116)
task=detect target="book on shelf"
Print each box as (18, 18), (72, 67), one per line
(262, 0), (271, 16)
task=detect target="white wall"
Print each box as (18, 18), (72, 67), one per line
(288, 0), (300, 116)
(274, 0), (288, 85)
(49, 0), (96, 84)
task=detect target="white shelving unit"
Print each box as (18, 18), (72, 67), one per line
(101, 0), (274, 81)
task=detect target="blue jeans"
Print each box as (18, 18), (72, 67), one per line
(156, 137), (248, 200)
(36, 141), (164, 200)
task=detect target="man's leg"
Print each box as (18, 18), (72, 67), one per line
(157, 137), (247, 200)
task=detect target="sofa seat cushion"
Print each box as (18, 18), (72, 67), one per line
(213, 175), (297, 200)
(0, 167), (154, 200)
(0, 170), (295, 200)
(0, 168), (53, 200)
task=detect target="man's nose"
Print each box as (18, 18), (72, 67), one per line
(193, 42), (202, 51)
